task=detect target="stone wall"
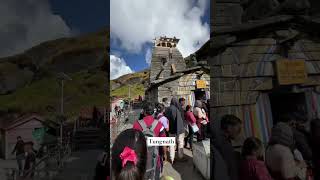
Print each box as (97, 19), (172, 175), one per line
(146, 87), (158, 104)
(151, 70), (210, 104)
(211, 0), (243, 33)
(209, 37), (277, 108)
(209, 33), (320, 144)
(149, 46), (186, 83)
(209, 36), (320, 108)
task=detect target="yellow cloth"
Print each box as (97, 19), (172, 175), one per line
(161, 161), (181, 180)
(161, 176), (175, 180)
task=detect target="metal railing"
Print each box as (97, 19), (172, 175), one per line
(1, 138), (72, 180)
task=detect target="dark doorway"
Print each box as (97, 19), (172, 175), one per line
(269, 92), (307, 125)
(194, 89), (206, 100)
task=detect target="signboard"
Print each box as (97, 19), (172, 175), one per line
(276, 60), (307, 85)
(196, 80), (207, 89)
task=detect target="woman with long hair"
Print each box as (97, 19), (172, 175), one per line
(112, 129), (147, 180)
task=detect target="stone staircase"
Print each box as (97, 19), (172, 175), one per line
(2, 127), (106, 180)
(72, 127), (106, 150)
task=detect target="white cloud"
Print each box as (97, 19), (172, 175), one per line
(0, 0), (71, 58)
(110, 55), (134, 80)
(110, 0), (210, 58)
(145, 48), (152, 65)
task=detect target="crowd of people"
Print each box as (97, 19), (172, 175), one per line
(111, 96), (210, 180)
(114, 100), (130, 117)
(214, 113), (320, 180)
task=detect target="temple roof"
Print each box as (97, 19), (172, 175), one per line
(146, 65), (209, 91)
(196, 15), (320, 59)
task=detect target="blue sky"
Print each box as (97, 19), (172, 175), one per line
(111, 42), (153, 72)
(110, 0), (210, 80)
(0, 0), (109, 57)
(50, 0), (109, 34)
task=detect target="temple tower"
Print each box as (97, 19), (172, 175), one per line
(149, 36), (186, 83)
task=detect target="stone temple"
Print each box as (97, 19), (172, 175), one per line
(197, 0), (320, 145)
(146, 36), (210, 106)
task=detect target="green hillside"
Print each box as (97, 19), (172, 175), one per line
(111, 70), (149, 99)
(0, 29), (109, 121)
(0, 70), (106, 119)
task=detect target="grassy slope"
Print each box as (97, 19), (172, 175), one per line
(111, 84), (145, 99)
(0, 30), (109, 120)
(111, 70), (149, 99)
(0, 70), (107, 119)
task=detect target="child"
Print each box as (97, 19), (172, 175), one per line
(240, 137), (272, 180)
(156, 103), (170, 163)
(111, 129), (147, 180)
(23, 142), (36, 178)
(155, 103), (169, 135)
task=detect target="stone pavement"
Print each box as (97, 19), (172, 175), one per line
(0, 159), (17, 169)
(52, 149), (102, 180)
(0, 159), (17, 180)
(171, 148), (206, 180)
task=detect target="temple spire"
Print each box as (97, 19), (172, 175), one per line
(154, 36), (180, 48)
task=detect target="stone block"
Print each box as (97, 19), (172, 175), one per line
(211, 62), (274, 77)
(212, 91), (259, 107)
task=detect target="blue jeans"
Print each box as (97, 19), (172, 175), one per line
(16, 154), (25, 175)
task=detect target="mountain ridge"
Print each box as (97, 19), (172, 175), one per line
(0, 29), (109, 120)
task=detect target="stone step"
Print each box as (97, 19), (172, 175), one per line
(73, 143), (104, 150)
(75, 127), (100, 131)
(74, 131), (101, 136)
(73, 140), (101, 145)
(73, 135), (101, 139)
(75, 129), (100, 133)
(73, 138), (101, 141)
(51, 175), (94, 180)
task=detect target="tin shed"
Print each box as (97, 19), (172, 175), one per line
(0, 114), (58, 159)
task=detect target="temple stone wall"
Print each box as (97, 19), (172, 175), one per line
(147, 71), (210, 104)
(211, 0), (243, 34)
(209, 31), (320, 145)
(210, 35), (320, 110)
(149, 46), (186, 83)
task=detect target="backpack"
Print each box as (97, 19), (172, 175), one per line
(157, 114), (164, 120)
(138, 119), (159, 180)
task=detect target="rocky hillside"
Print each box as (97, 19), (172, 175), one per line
(111, 69), (149, 99)
(0, 29), (109, 120)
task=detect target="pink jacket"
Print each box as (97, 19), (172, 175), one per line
(185, 111), (196, 125)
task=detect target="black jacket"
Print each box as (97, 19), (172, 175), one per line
(293, 128), (312, 161)
(213, 132), (239, 180)
(166, 98), (184, 134)
(12, 140), (24, 156)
